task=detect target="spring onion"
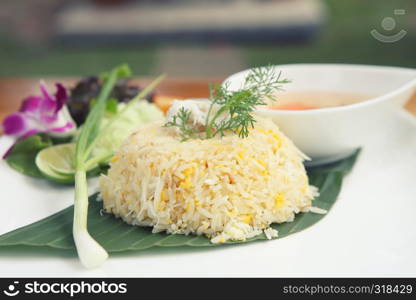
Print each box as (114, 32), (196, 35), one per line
(73, 64), (164, 268)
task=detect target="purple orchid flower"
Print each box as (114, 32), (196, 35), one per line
(2, 81), (76, 139)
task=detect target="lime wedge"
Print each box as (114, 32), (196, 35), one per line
(35, 144), (76, 184)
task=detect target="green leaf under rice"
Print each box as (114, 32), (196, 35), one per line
(0, 150), (360, 253)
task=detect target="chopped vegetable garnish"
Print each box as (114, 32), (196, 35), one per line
(67, 76), (155, 125)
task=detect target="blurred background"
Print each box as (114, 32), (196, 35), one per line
(0, 0), (415, 78)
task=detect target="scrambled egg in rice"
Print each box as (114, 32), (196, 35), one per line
(99, 104), (317, 243)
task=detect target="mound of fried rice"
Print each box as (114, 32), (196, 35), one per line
(99, 116), (318, 243)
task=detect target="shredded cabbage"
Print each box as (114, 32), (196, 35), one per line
(93, 101), (164, 158)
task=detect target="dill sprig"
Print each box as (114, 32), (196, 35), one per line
(165, 65), (290, 140)
(163, 107), (198, 141)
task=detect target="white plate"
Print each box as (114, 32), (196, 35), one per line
(0, 109), (416, 277)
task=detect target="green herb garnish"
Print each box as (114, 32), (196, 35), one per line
(72, 64), (164, 268)
(163, 107), (199, 141)
(164, 66), (289, 140)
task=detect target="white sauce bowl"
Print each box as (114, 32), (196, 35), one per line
(224, 64), (416, 165)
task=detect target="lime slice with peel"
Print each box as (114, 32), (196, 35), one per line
(35, 143), (77, 184)
(36, 143), (107, 184)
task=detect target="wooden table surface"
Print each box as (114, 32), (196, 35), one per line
(0, 77), (415, 123)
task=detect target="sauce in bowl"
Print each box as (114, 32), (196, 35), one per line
(269, 91), (371, 110)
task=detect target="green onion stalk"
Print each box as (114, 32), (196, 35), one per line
(73, 64), (165, 268)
